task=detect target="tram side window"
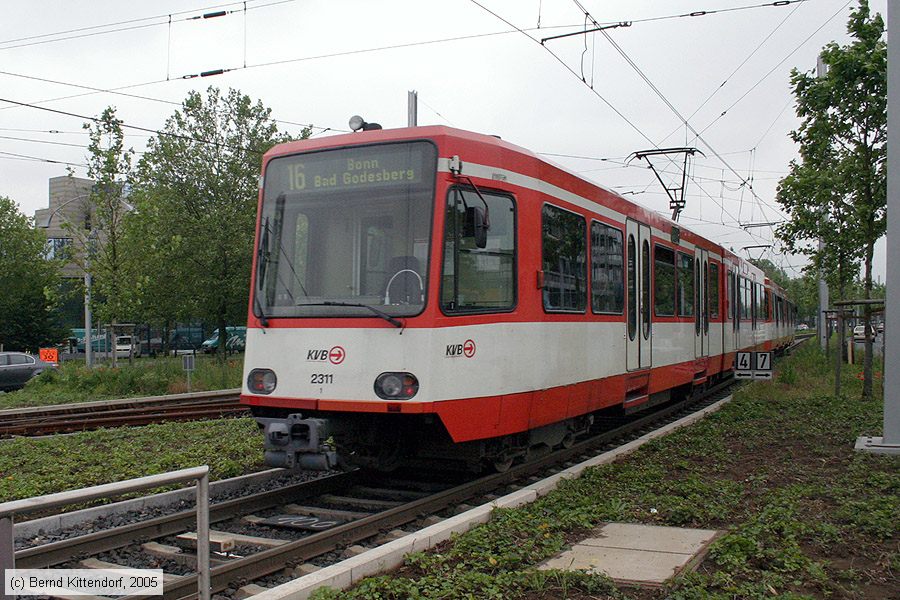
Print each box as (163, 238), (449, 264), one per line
(590, 222), (624, 314)
(441, 188), (516, 313)
(677, 252), (694, 317)
(654, 245), (676, 316)
(740, 278), (752, 320)
(709, 263), (720, 318)
(542, 205), (586, 312)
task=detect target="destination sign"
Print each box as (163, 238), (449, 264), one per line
(265, 142), (435, 194)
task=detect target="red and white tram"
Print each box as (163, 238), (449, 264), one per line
(241, 125), (795, 471)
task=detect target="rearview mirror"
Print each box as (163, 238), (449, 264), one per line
(464, 206), (488, 249)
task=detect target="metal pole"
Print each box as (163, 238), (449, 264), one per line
(817, 56), (830, 354)
(196, 471), (210, 600)
(835, 312), (842, 398)
(85, 268), (93, 369)
(857, 1), (900, 454)
(407, 90), (417, 127)
(1, 516), (13, 600)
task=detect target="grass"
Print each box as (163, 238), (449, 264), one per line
(0, 418), (265, 502)
(0, 355), (244, 410)
(312, 343), (898, 600)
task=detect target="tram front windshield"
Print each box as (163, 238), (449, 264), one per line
(256, 141), (437, 319)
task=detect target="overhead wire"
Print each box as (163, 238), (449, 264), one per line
(694, 0), (852, 138)
(0, 70), (339, 135)
(587, 7), (789, 223)
(0, 149), (88, 168)
(0, 0), (301, 51)
(657, 0), (804, 147)
(468, 0), (658, 149)
(570, 0), (848, 228)
(0, 96), (268, 155)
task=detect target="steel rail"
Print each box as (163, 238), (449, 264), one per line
(14, 472), (359, 568)
(0, 389), (241, 419)
(0, 396), (246, 437)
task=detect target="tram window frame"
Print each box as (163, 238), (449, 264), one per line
(695, 257), (701, 334)
(677, 251), (695, 317)
(440, 186), (518, 315)
(642, 239), (651, 339)
(727, 271), (734, 320)
(541, 204), (587, 313)
(709, 262), (720, 319)
(590, 221), (625, 315)
(627, 234), (637, 340)
(751, 282), (758, 329)
(703, 259), (710, 333)
(733, 272), (741, 331)
(740, 277), (752, 321)
(653, 244), (676, 317)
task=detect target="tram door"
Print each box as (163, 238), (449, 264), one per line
(626, 219), (652, 371)
(695, 248), (710, 358)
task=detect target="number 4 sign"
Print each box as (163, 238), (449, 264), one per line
(735, 351), (753, 379)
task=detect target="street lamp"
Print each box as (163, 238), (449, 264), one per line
(37, 194), (96, 368)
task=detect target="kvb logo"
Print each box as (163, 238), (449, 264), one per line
(307, 346), (346, 364)
(445, 339), (476, 358)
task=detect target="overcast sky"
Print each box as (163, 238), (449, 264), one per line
(0, 0), (887, 281)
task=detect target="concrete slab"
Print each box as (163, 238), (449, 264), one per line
(539, 522), (719, 585)
(588, 523), (718, 555)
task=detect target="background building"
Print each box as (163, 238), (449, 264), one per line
(33, 175), (95, 330)
(33, 175), (94, 278)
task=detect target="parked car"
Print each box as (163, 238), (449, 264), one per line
(201, 327), (247, 354)
(115, 335), (141, 359)
(853, 325), (876, 341)
(877, 321), (885, 333)
(797, 324), (809, 331)
(0, 352), (56, 392)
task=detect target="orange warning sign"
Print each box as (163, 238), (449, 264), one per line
(39, 348), (59, 364)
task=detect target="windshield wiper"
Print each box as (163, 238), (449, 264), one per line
(255, 217), (271, 327)
(303, 301), (404, 329)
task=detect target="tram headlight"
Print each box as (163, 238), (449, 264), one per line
(374, 372), (419, 400)
(248, 369), (277, 394)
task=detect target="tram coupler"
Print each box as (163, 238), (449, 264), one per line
(257, 415), (338, 470)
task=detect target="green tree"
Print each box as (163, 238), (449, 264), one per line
(776, 1), (885, 400)
(131, 87), (305, 360)
(0, 196), (64, 350)
(782, 271), (819, 325)
(70, 107), (136, 366)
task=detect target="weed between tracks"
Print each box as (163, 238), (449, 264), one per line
(315, 344), (898, 600)
(0, 418), (264, 502)
(0, 357), (243, 409)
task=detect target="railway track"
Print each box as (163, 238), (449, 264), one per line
(12, 377), (739, 600)
(0, 390), (247, 438)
